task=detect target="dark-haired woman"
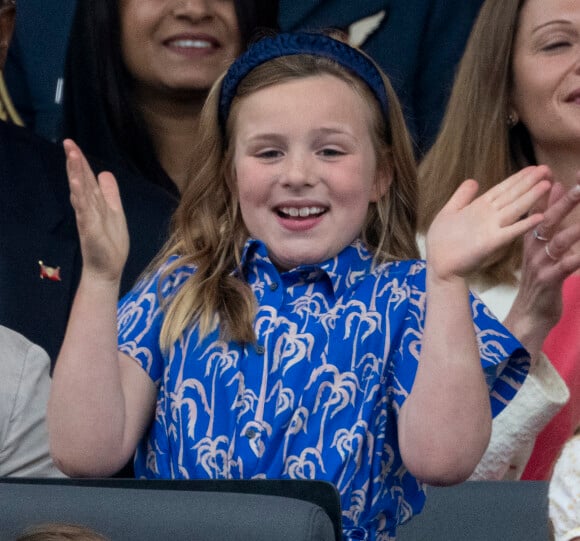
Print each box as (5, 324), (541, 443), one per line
(63, 0), (279, 196)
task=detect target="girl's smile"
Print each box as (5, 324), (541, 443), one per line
(274, 202), (328, 232)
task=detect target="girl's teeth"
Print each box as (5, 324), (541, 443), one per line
(280, 207), (324, 217)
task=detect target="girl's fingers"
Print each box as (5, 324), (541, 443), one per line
(64, 140), (102, 208)
(483, 166), (534, 202)
(497, 179), (551, 227)
(98, 172), (123, 213)
(66, 150), (88, 212)
(490, 166), (552, 213)
(64, 140), (118, 241)
(64, 139), (95, 185)
(501, 212), (545, 242)
(488, 165), (552, 209)
(443, 179), (480, 211)
(65, 141), (87, 190)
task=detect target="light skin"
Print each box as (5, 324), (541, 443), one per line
(233, 76), (386, 271)
(48, 141), (156, 476)
(502, 0), (580, 362)
(512, 0), (580, 186)
(49, 75), (552, 482)
(120, 0), (241, 95)
(511, 0), (580, 243)
(119, 0), (242, 191)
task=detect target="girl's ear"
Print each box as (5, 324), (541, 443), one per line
(370, 161), (393, 203)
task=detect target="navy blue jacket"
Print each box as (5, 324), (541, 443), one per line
(0, 121), (177, 368)
(4, 1), (76, 141)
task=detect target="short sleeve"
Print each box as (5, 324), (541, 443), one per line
(117, 257), (194, 384)
(389, 265), (529, 419)
(471, 295), (530, 417)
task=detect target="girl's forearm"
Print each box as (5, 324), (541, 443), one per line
(399, 270), (491, 485)
(48, 272), (128, 476)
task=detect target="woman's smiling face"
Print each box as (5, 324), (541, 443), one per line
(119, 0), (241, 95)
(511, 0), (580, 156)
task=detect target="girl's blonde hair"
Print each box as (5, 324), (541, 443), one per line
(155, 47), (418, 350)
(418, 0), (534, 286)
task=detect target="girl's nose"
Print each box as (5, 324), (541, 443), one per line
(281, 154), (316, 190)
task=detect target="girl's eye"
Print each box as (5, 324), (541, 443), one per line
(256, 149), (282, 159)
(319, 148), (345, 157)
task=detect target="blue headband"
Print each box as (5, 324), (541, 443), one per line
(218, 32), (389, 130)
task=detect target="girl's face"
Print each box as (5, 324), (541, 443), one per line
(511, 0), (580, 157)
(233, 74), (389, 271)
(120, 0), (241, 95)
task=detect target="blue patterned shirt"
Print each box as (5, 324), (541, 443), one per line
(117, 239), (529, 540)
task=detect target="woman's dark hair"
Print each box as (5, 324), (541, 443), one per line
(62, 0), (279, 196)
(235, 0), (279, 46)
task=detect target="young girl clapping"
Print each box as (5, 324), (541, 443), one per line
(49, 32), (549, 540)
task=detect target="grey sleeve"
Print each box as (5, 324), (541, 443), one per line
(0, 326), (66, 477)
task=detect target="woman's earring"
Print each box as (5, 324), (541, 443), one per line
(507, 110), (519, 128)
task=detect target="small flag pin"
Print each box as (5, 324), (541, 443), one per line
(39, 261), (62, 282)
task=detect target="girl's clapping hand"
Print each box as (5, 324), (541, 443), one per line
(426, 165), (553, 281)
(64, 139), (129, 283)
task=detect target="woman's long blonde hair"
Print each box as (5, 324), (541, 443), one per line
(418, 0), (535, 286)
(154, 51), (418, 350)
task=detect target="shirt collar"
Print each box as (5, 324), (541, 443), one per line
(240, 238), (374, 298)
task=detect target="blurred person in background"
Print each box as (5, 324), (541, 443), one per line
(3, 0), (76, 139)
(62, 0), (279, 196)
(418, 0), (580, 480)
(278, 0), (485, 154)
